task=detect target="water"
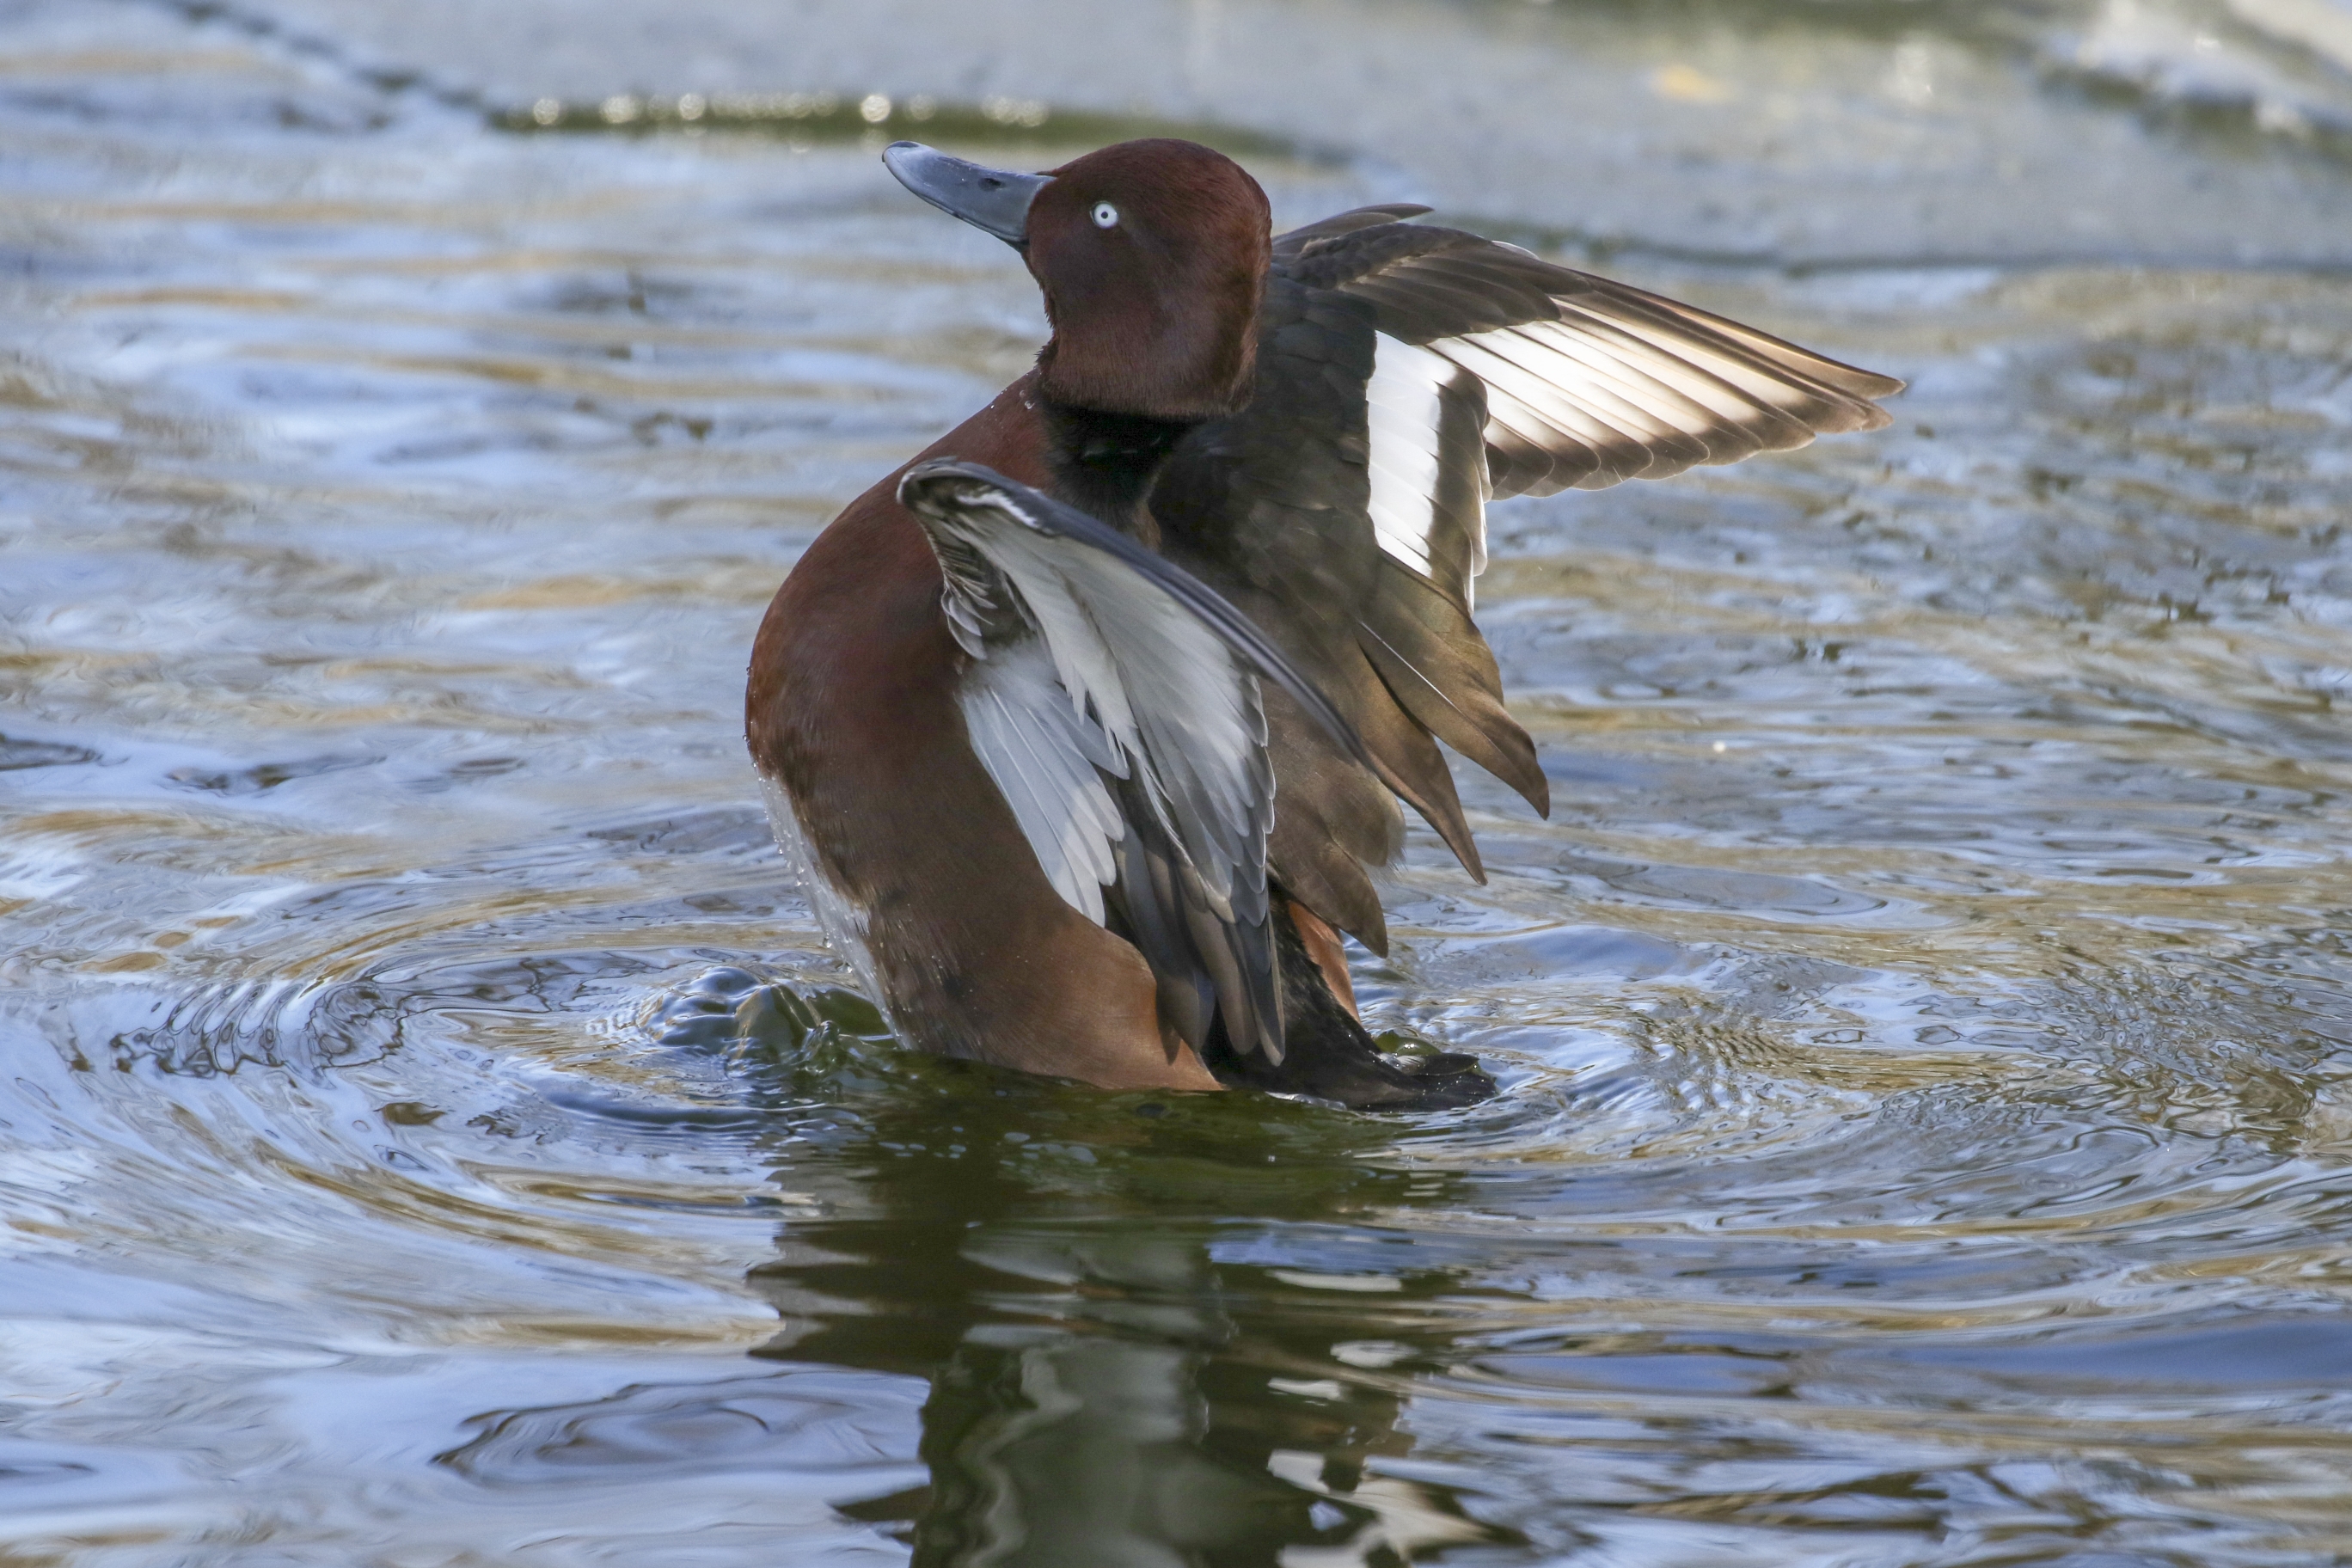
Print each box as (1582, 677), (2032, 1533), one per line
(5, 0), (2352, 1562)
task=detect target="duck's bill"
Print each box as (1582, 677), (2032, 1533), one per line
(881, 142), (1051, 245)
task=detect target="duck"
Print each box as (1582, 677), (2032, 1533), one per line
(745, 138), (1902, 1110)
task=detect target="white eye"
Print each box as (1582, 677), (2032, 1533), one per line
(1091, 201), (1118, 229)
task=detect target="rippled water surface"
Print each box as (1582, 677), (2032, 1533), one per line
(8, 1), (2352, 1562)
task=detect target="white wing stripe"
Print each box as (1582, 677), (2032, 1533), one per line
(1524, 315), (1788, 430)
(1485, 323), (1730, 442)
(959, 640), (1125, 925)
(1631, 294), (1893, 400)
(939, 514), (1275, 934)
(996, 682), (1122, 892)
(1327, 237), (1899, 505)
(1440, 330), (1686, 454)
(1436, 334), (1648, 456)
(1364, 334), (1450, 579)
(1558, 299), (1837, 417)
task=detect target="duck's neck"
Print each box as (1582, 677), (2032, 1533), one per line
(1038, 399), (1198, 537)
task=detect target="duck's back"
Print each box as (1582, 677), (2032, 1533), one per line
(747, 378), (1224, 1093)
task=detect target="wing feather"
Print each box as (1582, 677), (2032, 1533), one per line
(900, 460), (1374, 1063)
(1271, 202), (1435, 260)
(1308, 224), (1901, 505)
(959, 656), (1126, 924)
(1148, 216), (1899, 952)
(1483, 322), (1748, 457)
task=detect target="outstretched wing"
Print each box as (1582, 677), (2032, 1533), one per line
(1295, 218), (1904, 530)
(898, 459), (1371, 1064)
(1153, 212), (1904, 950)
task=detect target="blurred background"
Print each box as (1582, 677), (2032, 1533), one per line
(5, 1), (2352, 1564)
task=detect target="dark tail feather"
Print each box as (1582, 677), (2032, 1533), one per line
(1199, 896), (1495, 1111)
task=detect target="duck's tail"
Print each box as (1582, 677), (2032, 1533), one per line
(1200, 891), (1494, 1111)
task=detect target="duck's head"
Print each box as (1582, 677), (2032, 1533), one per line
(885, 138), (1271, 422)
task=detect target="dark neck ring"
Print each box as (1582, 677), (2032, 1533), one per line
(1038, 400), (1200, 533)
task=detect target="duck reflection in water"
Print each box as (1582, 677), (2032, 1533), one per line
(738, 1002), (1518, 1565)
(438, 987), (1515, 1563)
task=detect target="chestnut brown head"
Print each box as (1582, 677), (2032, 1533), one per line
(883, 138), (1271, 422)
